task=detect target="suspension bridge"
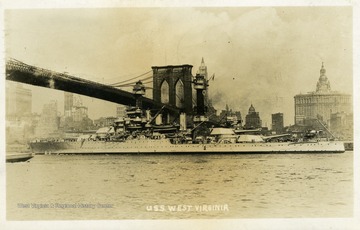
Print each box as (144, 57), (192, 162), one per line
(5, 59), (181, 114)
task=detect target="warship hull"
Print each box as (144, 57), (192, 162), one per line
(29, 139), (345, 154)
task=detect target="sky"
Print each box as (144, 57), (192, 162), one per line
(4, 6), (353, 126)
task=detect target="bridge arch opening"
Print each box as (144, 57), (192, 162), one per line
(152, 64), (193, 114)
(175, 79), (184, 108)
(160, 80), (169, 104)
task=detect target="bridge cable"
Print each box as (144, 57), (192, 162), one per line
(109, 70), (152, 86)
(111, 75), (153, 87)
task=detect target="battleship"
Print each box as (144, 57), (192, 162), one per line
(29, 74), (345, 154)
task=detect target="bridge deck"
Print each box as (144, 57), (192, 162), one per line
(5, 59), (180, 114)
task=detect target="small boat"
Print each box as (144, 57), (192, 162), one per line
(6, 152), (34, 163)
(6, 144), (34, 163)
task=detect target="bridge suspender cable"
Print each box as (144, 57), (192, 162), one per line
(111, 75), (153, 88)
(109, 70), (152, 86)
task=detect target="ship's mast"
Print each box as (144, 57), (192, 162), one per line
(193, 73), (209, 123)
(132, 80), (146, 108)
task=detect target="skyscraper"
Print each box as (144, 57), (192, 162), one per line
(197, 57), (210, 104)
(244, 104), (262, 129)
(63, 92), (91, 131)
(116, 105), (126, 117)
(197, 57), (208, 79)
(272, 113), (284, 134)
(64, 92), (74, 118)
(64, 92), (89, 121)
(6, 82), (32, 119)
(35, 100), (59, 137)
(294, 63), (351, 126)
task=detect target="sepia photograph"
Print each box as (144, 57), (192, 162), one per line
(1, 0), (359, 229)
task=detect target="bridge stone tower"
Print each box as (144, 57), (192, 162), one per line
(152, 65), (193, 115)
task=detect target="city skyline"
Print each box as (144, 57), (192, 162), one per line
(2, 2), (359, 228)
(5, 7), (353, 126)
(6, 59), (351, 130)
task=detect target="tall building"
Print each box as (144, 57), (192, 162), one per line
(72, 106), (88, 122)
(330, 112), (353, 140)
(294, 63), (352, 126)
(244, 104), (262, 129)
(196, 58), (212, 106)
(64, 92), (88, 120)
(197, 57), (208, 79)
(65, 92), (88, 121)
(6, 82), (32, 119)
(63, 92), (92, 131)
(116, 105), (126, 117)
(35, 100), (60, 137)
(64, 92), (74, 118)
(272, 113), (284, 134)
(219, 104), (242, 127)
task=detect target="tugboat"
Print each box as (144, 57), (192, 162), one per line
(29, 75), (345, 154)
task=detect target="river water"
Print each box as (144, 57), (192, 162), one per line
(6, 152), (353, 220)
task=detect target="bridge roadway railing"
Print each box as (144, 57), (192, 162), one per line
(5, 58), (180, 114)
